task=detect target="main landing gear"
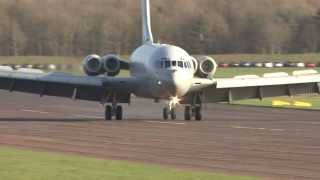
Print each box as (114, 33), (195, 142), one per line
(162, 107), (177, 120)
(185, 93), (203, 121)
(105, 104), (123, 120)
(184, 105), (202, 121)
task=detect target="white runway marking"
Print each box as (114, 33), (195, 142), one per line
(231, 126), (285, 132)
(21, 109), (49, 114)
(232, 126), (265, 130)
(73, 114), (104, 119)
(145, 121), (185, 125)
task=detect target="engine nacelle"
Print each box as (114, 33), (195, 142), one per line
(101, 55), (121, 76)
(195, 56), (217, 79)
(83, 54), (103, 76)
(190, 56), (198, 74)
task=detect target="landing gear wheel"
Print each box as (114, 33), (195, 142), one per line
(116, 106), (123, 120)
(105, 105), (113, 120)
(163, 107), (169, 120)
(170, 108), (177, 120)
(195, 106), (202, 121)
(184, 106), (191, 121)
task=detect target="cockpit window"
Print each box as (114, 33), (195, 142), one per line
(165, 61), (171, 68)
(155, 61), (162, 68)
(160, 60), (192, 69)
(160, 61), (164, 68)
(184, 62), (188, 68)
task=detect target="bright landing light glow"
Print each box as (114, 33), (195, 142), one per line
(169, 96), (181, 110)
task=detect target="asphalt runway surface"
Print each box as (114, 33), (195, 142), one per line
(0, 91), (320, 180)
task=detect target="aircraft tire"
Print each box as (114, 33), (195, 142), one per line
(195, 106), (202, 121)
(105, 105), (113, 120)
(116, 106), (123, 120)
(171, 108), (177, 120)
(163, 108), (169, 120)
(184, 106), (191, 121)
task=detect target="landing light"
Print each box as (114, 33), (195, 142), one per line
(169, 96), (181, 110)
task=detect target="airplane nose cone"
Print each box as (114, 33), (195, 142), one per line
(167, 70), (192, 97)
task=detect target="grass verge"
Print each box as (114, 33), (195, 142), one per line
(216, 68), (320, 109)
(215, 67), (320, 78)
(0, 147), (257, 180)
(210, 53), (320, 63)
(234, 97), (320, 110)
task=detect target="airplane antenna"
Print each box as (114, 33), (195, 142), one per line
(141, 0), (154, 44)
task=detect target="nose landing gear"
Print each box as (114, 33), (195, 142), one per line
(161, 95), (203, 121)
(162, 97), (179, 120)
(163, 107), (177, 120)
(105, 104), (123, 120)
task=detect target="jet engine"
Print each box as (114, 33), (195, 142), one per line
(195, 56), (217, 79)
(101, 55), (121, 76)
(83, 54), (103, 76)
(190, 56), (198, 74)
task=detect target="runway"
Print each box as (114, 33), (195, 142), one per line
(0, 91), (320, 179)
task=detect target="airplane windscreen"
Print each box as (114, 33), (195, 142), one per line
(165, 61), (171, 68)
(184, 62), (189, 68)
(172, 61), (177, 67)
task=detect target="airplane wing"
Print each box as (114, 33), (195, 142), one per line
(0, 67), (136, 103)
(185, 70), (320, 103)
(120, 60), (130, 70)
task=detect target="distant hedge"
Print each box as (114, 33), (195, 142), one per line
(0, 0), (320, 56)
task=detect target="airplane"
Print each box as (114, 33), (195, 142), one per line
(0, 0), (320, 121)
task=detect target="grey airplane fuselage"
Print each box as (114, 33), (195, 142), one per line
(130, 43), (194, 99)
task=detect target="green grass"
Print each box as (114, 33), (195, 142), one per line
(215, 67), (320, 78)
(0, 147), (257, 180)
(0, 56), (80, 65)
(1, 54), (320, 64)
(234, 97), (320, 110)
(216, 67), (320, 109)
(209, 53), (320, 63)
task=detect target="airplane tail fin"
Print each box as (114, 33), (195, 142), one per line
(141, 0), (154, 44)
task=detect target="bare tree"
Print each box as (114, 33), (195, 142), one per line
(0, 0), (320, 56)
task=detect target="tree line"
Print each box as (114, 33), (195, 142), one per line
(0, 0), (320, 56)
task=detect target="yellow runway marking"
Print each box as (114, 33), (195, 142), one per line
(272, 100), (312, 108)
(293, 101), (312, 107)
(272, 100), (291, 106)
